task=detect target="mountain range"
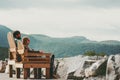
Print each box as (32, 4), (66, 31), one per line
(0, 25), (120, 60)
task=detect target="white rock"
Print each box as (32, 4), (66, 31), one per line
(106, 54), (120, 80)
(85, 57), (107, 77)
(5, 65), (9, 74)
(74, 56), (89, 77)
(56, 55), (85, 79)
(0, 60), (2, 71)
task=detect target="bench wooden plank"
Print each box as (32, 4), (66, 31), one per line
(23, 61), (50, 63)
(24, 64), (50, 68)
(24, 53), (51, 57)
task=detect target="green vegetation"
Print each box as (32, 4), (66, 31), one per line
(0, 25), (120, 59)
(83, 51), (107, 56)
(84, 51), (96, 56)
(97, 52), (107, 56)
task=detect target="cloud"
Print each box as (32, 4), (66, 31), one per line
(79, 0), (120, 8)
(0, 0), (120, 9)
(0, 0), (120, 41)
(0, 7), (120, 41)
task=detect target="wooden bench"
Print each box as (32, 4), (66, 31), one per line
(7, 32), (55, 79)
(23, 50), (54, 79)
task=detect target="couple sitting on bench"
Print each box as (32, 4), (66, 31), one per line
(13, 30), (43, 62)
(8, 30), (54, 79)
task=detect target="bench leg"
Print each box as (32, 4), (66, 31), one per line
(34, 68), (37, 79)
(16, 68), (20, 78)
(9, 65), (13, 78)
(27, 68), (30, 78)
(46, 68), (50, 79)
(24, 68), (28, 79)
(34, 68), (41, 79)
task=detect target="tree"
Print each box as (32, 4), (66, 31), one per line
(83, 51), (96, 56)
(83, 51), (107, 56)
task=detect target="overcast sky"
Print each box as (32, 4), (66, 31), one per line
(0, 0), (120, 41)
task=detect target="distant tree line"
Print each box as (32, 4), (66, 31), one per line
(83, 50), (107, 56)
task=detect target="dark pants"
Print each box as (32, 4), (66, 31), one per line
(50, 55), (55, 78)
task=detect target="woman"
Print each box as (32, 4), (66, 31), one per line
(22, 37), (43, 53)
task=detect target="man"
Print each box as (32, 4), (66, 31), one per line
(12, 30), (22, 78)
(13, 30), (22, 62)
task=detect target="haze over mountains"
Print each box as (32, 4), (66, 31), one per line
(0, 25), (120, 60)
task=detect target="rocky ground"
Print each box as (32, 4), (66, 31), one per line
(0, 73), (24, 80)
(1, 54), (120, 80)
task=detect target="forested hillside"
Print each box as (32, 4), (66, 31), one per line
(0, 25), (120, 59)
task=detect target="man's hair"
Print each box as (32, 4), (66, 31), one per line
(13, 30), (21, 38)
